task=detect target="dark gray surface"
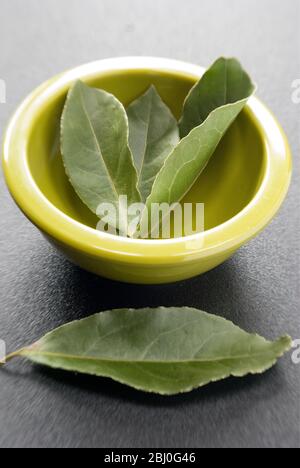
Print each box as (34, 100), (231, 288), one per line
(0, 0), (299, 449)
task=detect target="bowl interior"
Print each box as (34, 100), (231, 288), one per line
(27, 68), (266, 233)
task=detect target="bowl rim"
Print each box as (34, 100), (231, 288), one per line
(2, 57), (292, 265)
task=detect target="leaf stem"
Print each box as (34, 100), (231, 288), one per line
(1, 349), (26, 364)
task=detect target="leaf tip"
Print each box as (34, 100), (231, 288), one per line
(275, 335), (293, 354)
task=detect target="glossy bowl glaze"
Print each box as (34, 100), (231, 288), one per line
(2, 58), (292, 284)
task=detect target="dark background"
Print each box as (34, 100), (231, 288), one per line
(0, 0), (299, 448)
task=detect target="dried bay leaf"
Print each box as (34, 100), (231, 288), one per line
(127, 86), (179, 202)
(140, 59), (256, 234)
(61, 80), (141, 233)
(3, 307), (291, 395)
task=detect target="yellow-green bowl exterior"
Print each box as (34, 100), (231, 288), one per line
(2, 58), (292, 284)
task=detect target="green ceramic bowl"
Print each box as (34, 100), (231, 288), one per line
(2, 57), (292, 284)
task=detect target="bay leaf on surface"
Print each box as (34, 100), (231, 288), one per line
(4, 307), (291, 395)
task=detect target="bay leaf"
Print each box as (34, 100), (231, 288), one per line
(61, 80), (141, 233)
(140, 59), (256, 235)
(127, 86), (180, 202)
(3, 307), (291, 395)
(179, 57), (256, 138)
